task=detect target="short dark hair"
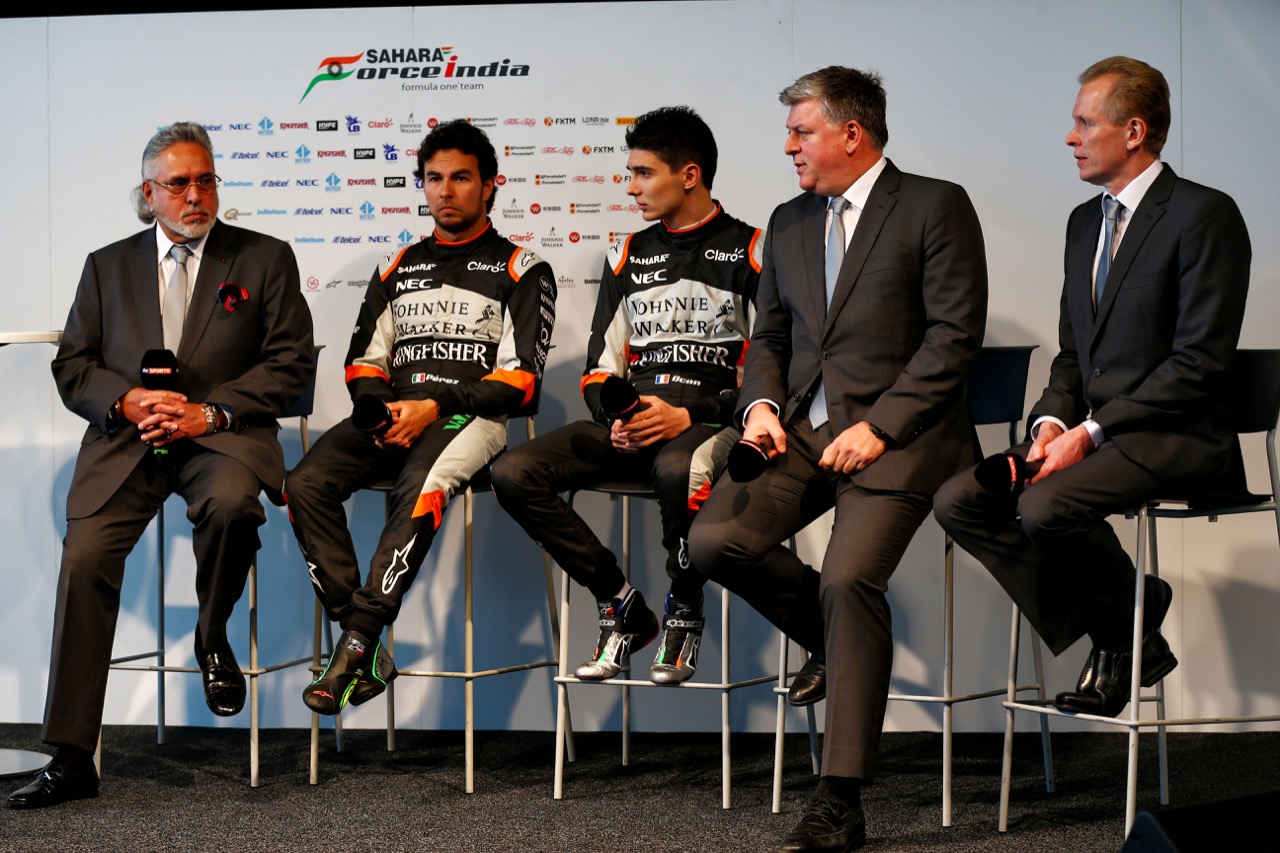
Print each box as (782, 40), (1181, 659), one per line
(624, 106), (718, 190)
(779, 66), (889, 150)
(1079, 56), (1171, 157)
(413, 119), (499, 211)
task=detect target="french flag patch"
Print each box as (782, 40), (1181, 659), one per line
(654, 374), (670, 385)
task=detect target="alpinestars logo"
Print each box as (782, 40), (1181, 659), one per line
(381, 535), (417, 595)
(299, 52), (365, 103)
(307, 561), (322, 592)
(300, 46), (531, 102)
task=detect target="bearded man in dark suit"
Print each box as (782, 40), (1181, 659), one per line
(689, 66), (988, 851)
(935, 57), (1250, 719)
(8, 122), (314, 810)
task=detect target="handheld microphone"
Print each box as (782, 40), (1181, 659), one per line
(140, 349), (181, 455)
(352, 394), (393, 436)
(140, 349), (181, 392)
(727, 438), (771, 482)
(973, 453), (1044, 496)
(600, 374), (642, 422)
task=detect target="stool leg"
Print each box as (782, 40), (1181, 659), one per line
(1030, 631), (1054, 792)
(157, 506), (166, 746)
(721, 585), (731, 810)
(554, 571), (571, 800)
(1124, 508), (1150, 837)
(249, 560), (260, 788)
(999, 602), (1021, 833)
(1148, 513), (1169, 806)
(620, 495), (631, 767)
(942, 533), (955, 827)
(772, 632), (789, 814)
(465, 488), (475, 795)
(544, 552), (575, 762)
(310, 599), (322, 785)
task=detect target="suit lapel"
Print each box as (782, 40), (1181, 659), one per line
(799, 193), (828, 330)
(131, 228), (165, 352)
(179, 222), (238, 362)
(1089, 166), (1175, 348)
(824, 162), (900, 336)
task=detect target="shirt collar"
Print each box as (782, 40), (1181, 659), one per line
(1111, 159), (1164, 215)
(154, 225), (209, 264)
(838, 155), (888, 212)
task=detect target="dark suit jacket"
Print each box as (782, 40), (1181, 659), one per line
(53, 221), (315, 518)
(739, 159), (988, 494)
(1029, 165), (1251, 483)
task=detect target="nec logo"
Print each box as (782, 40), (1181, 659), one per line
(384, 177), (406, 188)
(316, 120), (339, 131)
(354, 148), (375, 159)
(330, 207), (353, 215)
(295, 179), (319, 187)
(229, 123), (252, 131)
(369, 235), (391, 243)
(265, 151), (289, 158)
(630, 270), (669, 285)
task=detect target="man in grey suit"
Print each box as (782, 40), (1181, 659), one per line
(689, 67), (987, 851)
(935, 58), (1250, 718)
(7, 122), (315, 809)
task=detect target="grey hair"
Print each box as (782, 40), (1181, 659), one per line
(130, 122), (215, 223)
(779, 66), (889, 150)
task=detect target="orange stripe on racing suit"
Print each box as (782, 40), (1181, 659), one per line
(412, 489), (446, 530)
(483, 367), (537, 407)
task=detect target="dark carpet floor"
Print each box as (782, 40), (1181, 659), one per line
(1, 724), (1277, 852)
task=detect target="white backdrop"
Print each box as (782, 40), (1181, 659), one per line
(1, 0), (1277, 739)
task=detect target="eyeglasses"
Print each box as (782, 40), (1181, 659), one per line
(148, 175), (222, 195)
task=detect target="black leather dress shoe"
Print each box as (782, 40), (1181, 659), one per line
(1143, 576), (1173, 637)
(1055, 631), (1179, 717)
(780, 794), (866, 852)
(196, 640), (246, 717)
(7, 749), (99, 809)
(788, 656), (826, 707)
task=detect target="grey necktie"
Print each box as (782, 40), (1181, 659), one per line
(1095, 195), (1121, 307)
(163, 244), (192, 351)
(809, 196), (849, 428)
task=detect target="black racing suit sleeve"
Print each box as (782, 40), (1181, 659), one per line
(581, 252), (629, 424)
(344, 265), (399, 405)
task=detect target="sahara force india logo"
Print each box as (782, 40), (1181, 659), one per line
(300, 47), (532, 102)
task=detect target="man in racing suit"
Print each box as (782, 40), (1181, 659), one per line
(286, 120), (555, 714)
(493, 107), (759, 684)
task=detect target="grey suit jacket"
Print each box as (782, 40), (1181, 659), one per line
(739, 159), (988, 494)
(53, 221), (315, 517)
(1029, 165), (1251, 483)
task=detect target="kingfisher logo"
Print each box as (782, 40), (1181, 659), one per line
(295, 145), (311, 164)
(383, 143), (398, 161)
(258, 117), (274, 135)
(298, 48), (532, 102)
(360, 201), (376, 220)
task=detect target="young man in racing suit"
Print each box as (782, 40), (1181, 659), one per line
(492, 107), (759, 684)
(286, 120), (556, 714)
